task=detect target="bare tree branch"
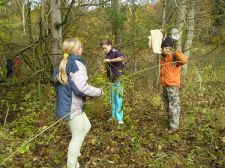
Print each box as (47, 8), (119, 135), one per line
(0, 68), (45, 87)
(55, 0), (76, 28)
(55, 0), (110, 28)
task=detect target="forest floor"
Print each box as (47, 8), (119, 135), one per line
(0, 65), (225, 168)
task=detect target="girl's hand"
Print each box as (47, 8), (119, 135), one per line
(103, 59), (111, 63)
(90, 89), (103, 99)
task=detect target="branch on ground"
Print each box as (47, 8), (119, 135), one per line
(0, 68), (46, 87)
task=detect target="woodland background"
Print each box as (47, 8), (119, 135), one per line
(0, 0), (224, 167)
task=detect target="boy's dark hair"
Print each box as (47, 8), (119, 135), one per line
(161, 37), (175, 49)
(100, 40), (112, 46)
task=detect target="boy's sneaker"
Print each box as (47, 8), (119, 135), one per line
(118, 121), (124, 124)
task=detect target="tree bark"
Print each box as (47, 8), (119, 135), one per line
(175, 0), (187, 51)
(50, 0), (62, 66)
(27, 0), (34, 43)
(182, 0), (195, 76)
(131, 0), (137, 72)
(111, 0), (120, 44)
(162, 0), (167, 27)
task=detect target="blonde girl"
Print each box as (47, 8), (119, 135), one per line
(53, 38), (102, 168)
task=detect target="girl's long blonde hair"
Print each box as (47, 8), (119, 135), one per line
(56, 37), (82, 85)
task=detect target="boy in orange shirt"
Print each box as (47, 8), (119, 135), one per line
(160, 37), (187, 133)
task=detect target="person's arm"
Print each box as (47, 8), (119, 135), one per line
(175, 50), (187, 66)
(104, 51), (125, 63)
(104, 57), (124, 63)
(70, 61), (102, 97)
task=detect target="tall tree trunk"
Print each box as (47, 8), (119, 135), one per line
(111, 0), (120, 44)
(27, 1), (34, 43)
(50, 0), (62, 66)
(131, 0), (137, 72)
(176, 0), (187, 51)
(162, 0), (167, 28)
(182, 0), (195, 76)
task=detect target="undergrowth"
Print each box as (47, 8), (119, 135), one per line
(0, 65), (224, 168)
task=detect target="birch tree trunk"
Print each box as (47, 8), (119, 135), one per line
(162, 0), (167, 28)
(50, 0), (62, 66)
(182, 0), (195, 76)
(176, 0), (187, 51)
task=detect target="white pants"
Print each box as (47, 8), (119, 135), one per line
(67, 112), (91, 168)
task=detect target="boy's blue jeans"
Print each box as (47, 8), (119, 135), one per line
(110, 81), (123, 122)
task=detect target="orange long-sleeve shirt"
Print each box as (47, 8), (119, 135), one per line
(160, 51), (187, 87)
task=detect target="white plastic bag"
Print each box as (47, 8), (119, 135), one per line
(150, 29), (163, 54)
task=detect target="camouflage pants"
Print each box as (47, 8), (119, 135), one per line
(162, 86), (180, 129)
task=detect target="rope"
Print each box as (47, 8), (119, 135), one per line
(0, 36), (147, 55)
(0, 61), (185, 166)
